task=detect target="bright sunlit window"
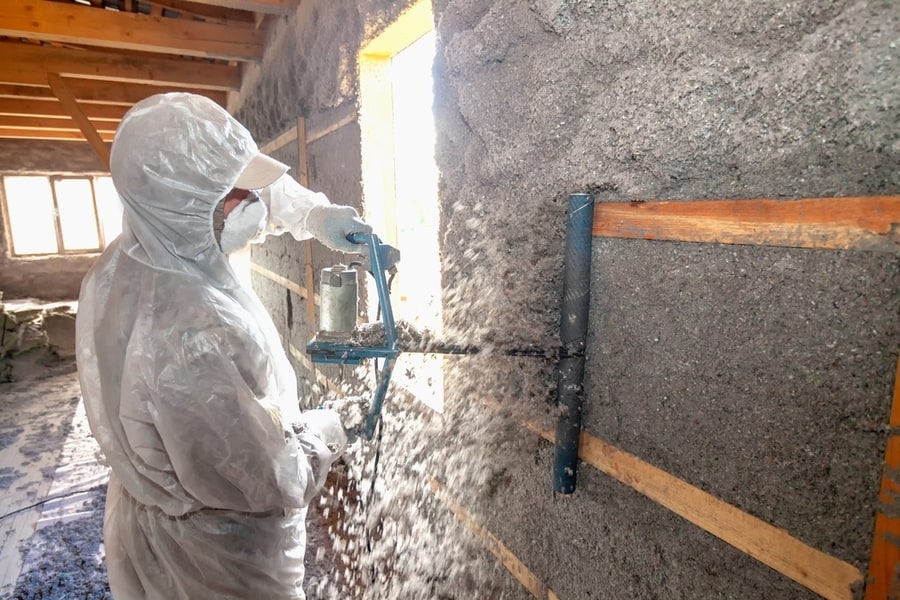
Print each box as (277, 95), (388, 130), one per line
(360, 0), (443, 411)
(1, 175), (123, 256)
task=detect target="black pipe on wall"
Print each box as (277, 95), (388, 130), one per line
(553, 192), (594, 494)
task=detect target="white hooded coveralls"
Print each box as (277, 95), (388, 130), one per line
(75, 93), (341, 599)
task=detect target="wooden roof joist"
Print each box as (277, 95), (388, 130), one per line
(0, 42), (241, 91)
(0, 82), (227, 107)
(0, 98), (129, 121)
(0, 2), (266, 61)
(0, 116), (117, 135)
(0, 128), (115, 143)
(180, 0), (299, 16)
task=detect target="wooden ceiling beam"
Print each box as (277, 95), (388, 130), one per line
(0, 98), (129, 121)
(0, 128), (116, 143)
(0, 115), (118, 133)
(48, 73), (111, 168)
(148, 0), (257, 23)
(178, 0), (299, 16)
(0, 42), (241, 91)
(0, 82), (227, 107)
(0, 2), (266, 61)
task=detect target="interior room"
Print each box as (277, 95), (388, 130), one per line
(0, 1), (898, 598)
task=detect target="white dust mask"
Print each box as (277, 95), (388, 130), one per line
(219, 193), (268, 254)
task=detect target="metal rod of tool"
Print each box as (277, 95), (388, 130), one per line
(553, 192), (594, 494)
(347, 232), (400, 439)
(349, 231), (398, 350)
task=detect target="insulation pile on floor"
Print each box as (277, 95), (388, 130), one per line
(0, 365), (111, 599)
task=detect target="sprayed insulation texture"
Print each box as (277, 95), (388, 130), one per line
(236, 0), (897, 598)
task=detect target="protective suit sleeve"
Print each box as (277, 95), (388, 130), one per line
(257, 174), (330, 242)
(150, 324), (322, 513)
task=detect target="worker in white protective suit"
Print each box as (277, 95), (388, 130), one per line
(75, 92), (370, 599)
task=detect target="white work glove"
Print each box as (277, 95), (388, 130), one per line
(305, 204), (372, 253)
(293, 408), (348, 455)
(320, 396), (370, 443)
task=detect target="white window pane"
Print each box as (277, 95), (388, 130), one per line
(388, 31), (443, 412)
(391, 30), (441, 333)
(94, 176), (123, 244)
(3, 176), (58, 255)
(54, 179), (101, 251)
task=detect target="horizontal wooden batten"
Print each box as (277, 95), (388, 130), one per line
(516, 416), (864, 600)
(594, 196), (900, 252)
(0, 128), (115, 142)
(430, 479), (559, 600)
(0, 42), (241, 91)
(184, 0), (299, 15)
(0, 2), (265, 62)
(250, 262), (317, 304)
(0, 82), (226, 107)
(0, 116), (116, 133)
(0, 98), (128, 121)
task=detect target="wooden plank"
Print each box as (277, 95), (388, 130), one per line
(258, 125), (298, 154)
(249, 262), (311, 301)
(360, 0), (434, 58)
(295, 116), (317, 328)
(148, 0), (257, 23)
(429, 478), (558, 600)
(0, 42), (241, 91)
(0, 82), (227, 107)
(0, 2), (265, 61)
(306, 111), (358, 145)
(181, 0), (299, 16)
(518, 415), (864, 599)
(594, 196), (900, 253)
(48, 74), (110, 169)
(865, 355), (900, 599)
(297, 117), (310, 187)
(0, 98), (128, 120)
(0, 115), (118, 133)
(0, 128), (115, 142)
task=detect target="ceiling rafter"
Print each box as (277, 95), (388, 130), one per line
(0, 42), (242, 90)
(0, 2), (266, 61)
(0, 0), (295, 162)
(0, 82), (228, 107)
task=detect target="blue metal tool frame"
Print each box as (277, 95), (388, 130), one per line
(306, 232), (400, 439)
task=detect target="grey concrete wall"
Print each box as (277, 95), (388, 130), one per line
(0, 140), (107, 300)
(238, 0), (899, 598)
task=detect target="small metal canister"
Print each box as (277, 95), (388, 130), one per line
(319, 264), (358, 336)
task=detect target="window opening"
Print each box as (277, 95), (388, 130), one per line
(360, 0), (443, 411)
(2, 175), (123, 257)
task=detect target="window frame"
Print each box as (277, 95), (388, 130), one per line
(1, 173), (112, 258)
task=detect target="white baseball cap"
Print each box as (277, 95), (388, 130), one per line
(234, 152), (289, 190)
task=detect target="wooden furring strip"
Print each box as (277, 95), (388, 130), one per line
(518, 417), (864, 600)
(306, 111), (358, 145)
(249, 262), (313, 303)
(46, 74), (110, 169)
(593, 196), (900, 252)
(258, 125), (298, 154)
(865, 355), (900, 599)
(295, 117), (317, 327)
(429, 478), (558, 600)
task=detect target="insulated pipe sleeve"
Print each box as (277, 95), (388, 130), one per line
(553, 193), (594, 494)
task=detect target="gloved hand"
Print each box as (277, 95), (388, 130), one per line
(305, 204), (373, 253)
(320, 396), (370, 443)
(293, 408), (348, 454)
